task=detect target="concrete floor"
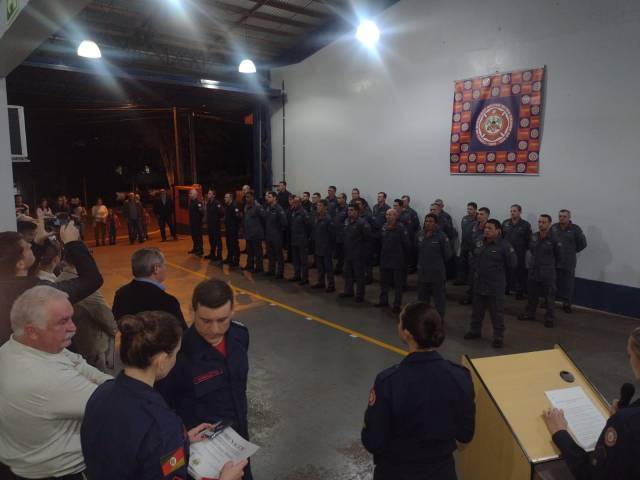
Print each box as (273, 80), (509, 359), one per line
(92, 233), (639, 480)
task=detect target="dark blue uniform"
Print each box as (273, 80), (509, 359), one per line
(362, 351), (475, 480)
(224, 202), (242, 266)
(525, 231), (563, 322)
(81, 373), (189, 480)
(333, 204), (348, 274)
(244, 202), (264, 272)
(378, 222), (411, 309)
(501, 218), (532, 296)
(290, 206), (311, 282)
(189, 197), (204, 255)
(262, 203), (288, 278)
(313, 213), (335, 290)
(551, 222), (587, 306)
(552, 398), (640, 479)
(156, 321), (252, 480)
(206, 198), (224, 259)
(343, 217), (371, 301)
(416, 229), (453, 319)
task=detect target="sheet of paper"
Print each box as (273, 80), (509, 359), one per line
(188, 427), (260, 480)
(545, 386), (607, 451)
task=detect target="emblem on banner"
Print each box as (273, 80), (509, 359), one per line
(475, 103), (514, 147)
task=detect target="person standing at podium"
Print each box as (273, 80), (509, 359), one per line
(543, 327), (640, 479)
(362, 302), (476, 480)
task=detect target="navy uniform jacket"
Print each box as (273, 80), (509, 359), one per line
(325, 196), (338, 217)
(473, 237), (518, 296)
(416, 229), (453, 283)
(244, 203), (264, 240)
(372, 203), (391, 230)
(188, 199), (204, 232)
(206, 199), (223, 232)
(82, 373), (190, 480)
(438, 210), (458, 241)
(551, 222), (587, 270)
(153, 196), (175, 220)
(262, 203), (288, 244)
(502, 218), (532, 254)
(362, 351), (475, 473)
(224, 203), (242, 232)
(156, 322), (250, 439)
(398, 210), (418, 238)
(460, 215), (477, 251)
(343, 217), (371, 261)
(528, 232), (563, 282)
(313, 214), (335, 256)
(290, 207), (311, 246)
(301, 200), (312, 213)
(276, 190), (290, 210)
(333, 205), (348, 244)
(552, 398), (640, 480)
(379, 223), (411, 270)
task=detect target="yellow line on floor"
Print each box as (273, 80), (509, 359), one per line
(166, 261), (407, 357)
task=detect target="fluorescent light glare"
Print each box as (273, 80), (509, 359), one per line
(77, 40), (101, 58)
(238, 59), (257, 74)
(200, 79), (220, 88)
(356, 20), (380, 47)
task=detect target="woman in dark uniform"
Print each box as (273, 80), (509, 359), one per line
(543, 327), (640, 479)
(80, 311), (246, 480)
(361, 301), (476, 480)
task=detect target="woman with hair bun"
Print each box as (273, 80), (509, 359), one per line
(361, 301), (476, 480)
(80, 311), (246, 480)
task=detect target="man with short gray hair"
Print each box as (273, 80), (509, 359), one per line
(111, 248), (187, 329)
(0, 286), (111, 479)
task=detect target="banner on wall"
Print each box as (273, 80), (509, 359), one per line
(449, 67), (545, 175)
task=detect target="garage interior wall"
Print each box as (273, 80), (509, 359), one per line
(269, 0), (640, 317)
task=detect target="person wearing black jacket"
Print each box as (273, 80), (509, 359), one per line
(0, 222), (103, 345)
(376, 209), (411, 313)
(333, 193), (348, 275)
(262, 191), (288, 279)
(205, 189), (224, 261)
(112, 248), (188, 330)
(153, 189), (178, 242)
(243, 191), (264, 273)
(289, 196), (311, 285)
(188, 189), (204, 256)
(311, 200), (335, 292)
(223, 193), (242, 267)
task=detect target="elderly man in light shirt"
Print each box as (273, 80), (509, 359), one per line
(0, 286), (112, 480)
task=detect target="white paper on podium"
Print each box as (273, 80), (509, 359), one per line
(188, 427), (260, 480)
(545, 386), (607, 451)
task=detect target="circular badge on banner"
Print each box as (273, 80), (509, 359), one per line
(491, 87), (500, 97)
(463, 102), (471, 111)
(461, 122), (470, 132)
(451, 133), (460, 143)
(512, 84), (521, 95)
(520, 118), (530, 128)
(482, 77), (491, 87)
(496, 163), (505, 173)
(472, 90), (480, 99)
(530, 128), (540, 139)
(521, 95), (531, 105)
(533, 81), (542, 92)
(477, 163), (485, 173)
(518, 140), (528, 150)
(528, 152), (539, 161)
(469, 153), (477, 162)
(517, 163), (527, 173)
(475, 103), (514, 147)
(487, 152), (496, 162)
(507, 152), (516, 162)
(502, 74), (511, 84)
(461, 143), (469, 152)
(453, 112), (461, 122)
(531, 105), (541, 115)
(455, 92), (463, 102)
(459, 163), (468, 173)
(451, 154), (460, 163)
(523, 71), (532, 81)
(464, 80), (472, 90)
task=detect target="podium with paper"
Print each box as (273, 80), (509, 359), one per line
(459, 345), (610, 480)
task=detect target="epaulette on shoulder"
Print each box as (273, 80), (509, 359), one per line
(377, 364), (400, 382)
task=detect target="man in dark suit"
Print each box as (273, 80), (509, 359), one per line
(153, 189), (178, 242)
(112, 248), (187, 329)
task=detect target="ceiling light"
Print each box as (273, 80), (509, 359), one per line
(356, 20), (380, 47)
(200, 79), (220, 89)
(238, 59), (256, 74)
(77, 40), (101, 59)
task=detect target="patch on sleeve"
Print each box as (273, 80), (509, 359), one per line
(368, 387), (376, 406)
(160, 447), (186, 476)
(604, 426), (617, 447)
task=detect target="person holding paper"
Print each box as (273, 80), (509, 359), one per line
(81, 310), (246, 480)
(156, 279), (253, 480)
(542, 327), (640, 479)
(362, 302), (476, 480)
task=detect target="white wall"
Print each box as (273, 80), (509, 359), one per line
(271, 0), (640, 289)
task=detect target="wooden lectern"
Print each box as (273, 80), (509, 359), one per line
(459, 345), (610, 480)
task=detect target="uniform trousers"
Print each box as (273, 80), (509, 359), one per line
(225, 230), (240, 265)
(267, 239), (284, 276)
(315, 254), (335, 288)
(344, 258), (366, 299)
(292, 244), (309, 280)
(556, 267), (575, 304)
(527, 277), (556, 319)
(208, 228), (222, 258)
(470, 293), (506, 339)
(246, 238), (264, 272)
(379, 268), (406, 307)
(417, 280), (447, 319)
